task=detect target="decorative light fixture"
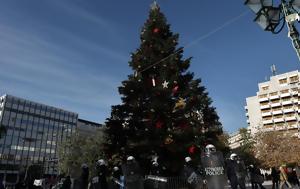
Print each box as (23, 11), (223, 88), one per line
(245, 0), (300, 61)
(254, 7), (281, 31)
(245, 0), (273, 13)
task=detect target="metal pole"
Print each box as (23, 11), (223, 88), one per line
(281, 1), (300, 61)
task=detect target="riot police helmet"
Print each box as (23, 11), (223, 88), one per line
(113, 166), (119, 171)
(230, 153), (238, 160)
(81, 163), (88, 169)
(97, 159), (105, 166)
(127, 156), (135, 161)
(205, 144), (216, 154)
(185, 156), (192, 163)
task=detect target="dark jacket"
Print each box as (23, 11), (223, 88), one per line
(62, 177), (71, 189)
(271, 168), (280, 181)
(122, 161), (144, 189)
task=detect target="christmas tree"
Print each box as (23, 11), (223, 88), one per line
(105, 2), (223, 175)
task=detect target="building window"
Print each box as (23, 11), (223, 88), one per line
(287, 121), (297, 125)
(264, 123), (273, 128)
(289, 75), (299, 83)
(279, 78), (287, 84)
(270, 92), (278, 96)
(263, 116), (272, 121)
(272, 107), (281, 111)
(274, 115), (283, 119)
(275, 123), (284, 127)
(259, 94), (268, 98)
(283, 105), (293, 109)
(262, 86), (269, 90)
(285, 113), (295, 117)
(291, 88), (298, 92)
(261, 109), (270, 113)
(282, 97), (292, 102)
(280, 89), (289, 94)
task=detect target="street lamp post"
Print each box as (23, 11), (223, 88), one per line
(245, 0), (300, 61)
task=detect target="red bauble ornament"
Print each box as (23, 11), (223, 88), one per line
(188, 145), (196, 154)
(153, 28), (160, 33)
(155, 120), (163, 129)
(179, 122), (188, 129)
(172, 85), (179, 95)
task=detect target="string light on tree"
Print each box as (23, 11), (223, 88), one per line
(152, 76), (156, 87)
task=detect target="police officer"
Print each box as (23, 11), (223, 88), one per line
(74, 163), (89, 189)
(122, 156), (144, 189)
(111, 166), (124, 189)
(201, 144), (226, 189)
(96, 159), (108, 189)
(182, 156), (201, 189)
(226, 153), (246, 189)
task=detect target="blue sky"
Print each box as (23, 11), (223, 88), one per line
(0, 0), (298, 133)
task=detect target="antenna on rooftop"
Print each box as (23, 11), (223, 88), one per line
(271, 64), (277, 76)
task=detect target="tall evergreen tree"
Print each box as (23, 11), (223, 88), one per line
(105, 2), (223, 175)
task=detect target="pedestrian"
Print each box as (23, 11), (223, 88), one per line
(279, 165), (291, 189)
(122, 156), (144, 189)
(248, 164), (265, 189)
(201, 144), (226, 189)
(271, 167), (279, 189)
(61, 176), (71, 189)
(289, 168), (299, 187)
(226, 153), (246, 189)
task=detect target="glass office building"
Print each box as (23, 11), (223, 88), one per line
(0, 94), (78, 182)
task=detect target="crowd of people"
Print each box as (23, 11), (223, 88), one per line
(54, 144), (299, 189)
(13, 144), (300, 189)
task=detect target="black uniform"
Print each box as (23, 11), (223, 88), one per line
(182, 161), (202, 189)
(226, 159), (246, 189)
(122, 160), (144, 189)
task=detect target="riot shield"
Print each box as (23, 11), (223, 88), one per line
(201, 151), (226, 189)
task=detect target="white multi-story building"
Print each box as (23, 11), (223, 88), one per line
(245, 70), (299, 135)
(228, 132), (242, 149)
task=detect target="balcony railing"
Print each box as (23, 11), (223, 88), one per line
(270, 95), (280, 100)
(280, 93), (291, 98)
(261, 112), (272, 117)
(283, 108), (295, 113)
(272, 110), (283, 115)
(271, 102), (281, 107)
(263, 120), (273, 124)
(286, 117), (297, 122)
(273, 118), (284, 123)
(259, 97), (269, 102)
(260, 104), (271, 109)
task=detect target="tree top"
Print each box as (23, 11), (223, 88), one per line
(150, 0), (159, 11)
